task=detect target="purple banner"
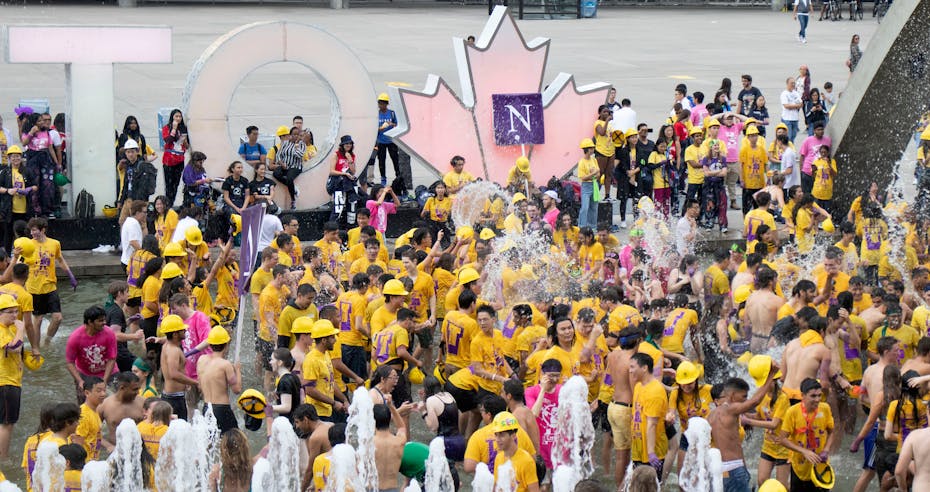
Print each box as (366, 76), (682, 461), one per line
(238, 204), (265, 296)
(492, 93), (545, 146)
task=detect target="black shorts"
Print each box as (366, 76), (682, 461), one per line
(207, 403), (238, 434)
(32, 291), (61, 316)
(127, 296), (142, 308)
(445, 380), (478, 412)
(592, 400), (611, 432)
(414, 324), (434, 349)
(680, 433), (690, 451)
(760, 452), (788, 466)
(341, 344), (369, 381)
(0, 386), (22, 424)
(163, 392), (187, 421)
(390, 370), (412, 404)
(256, 338), (274, 371)
(875, 437), (899, 481)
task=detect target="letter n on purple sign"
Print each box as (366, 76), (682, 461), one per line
(491, 93), (545, 146)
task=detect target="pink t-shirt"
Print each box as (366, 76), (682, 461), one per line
(717, 122), (744, 162)
(524, 383), (561, 470)
(181, 311), (213, 379)
(690, 104), (709, 127)
(543, 209), (559, 229)
(799, 135), (832, 175)
(366, 200), (396, 233)
(65, 326), (117, 378)
(23, 131), (51, 152)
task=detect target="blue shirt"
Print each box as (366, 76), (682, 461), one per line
(238, 142), (266, 162)
(377, 109), (397, 145)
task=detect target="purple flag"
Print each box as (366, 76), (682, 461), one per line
(238, 204), (265, 296)
(492, 93), (545, 146)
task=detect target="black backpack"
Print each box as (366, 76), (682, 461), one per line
(75, 189), (95, 219)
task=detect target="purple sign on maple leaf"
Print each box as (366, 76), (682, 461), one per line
(492, 93), (545, 146)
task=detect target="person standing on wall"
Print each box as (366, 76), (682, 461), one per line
(374, 93), (399, 187)
(161, 109), (189, 207)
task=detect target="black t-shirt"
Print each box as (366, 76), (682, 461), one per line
(737, 87), (763, 116)
(276, 372), (302, 422)
(222, 176), (250, 208)
(250, 177), (276, 203)
(105, 303), (135, 364)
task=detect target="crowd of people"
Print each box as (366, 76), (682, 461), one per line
(2, 58), (930, 492)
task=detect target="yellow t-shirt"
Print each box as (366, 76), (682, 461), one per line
(886, 398), (929, 451)
(757, 392), (791, 460)
(493, 448), (539, 492)
(64, 469), (82, 492)
(637, 341), (664, 378)
(739, 144), (768, 189)
(575, 331), (609, 402)
(215, 262), (239, 309)
(685, 144), (705, 184)
(441, 311), (479, 370)
(371, 323), (410, 368)
(631, 379), (669, 462)
(336, 291), (369, 347)
(11, 169), (27, 214)
(126, 250), (155, 300)
(369, 305), (398, 338)
(140, 276), (162, 319)
(531, 345), (579, 382)
(911, 305), (930, 336)
(75, 403), (102, 461)
(313, 238), (341, 274)
(794, 207), (814, 254)
(744, 208), (776, 242)
(608, 304), (644, 335)
(860, 219), (887, 266)
(648, 152), (668, 189)
(661, 308), (699, 354)
(0, 282), (33, 321)
(668, 384), (712, 431)
(443, 170), (476, 193)
(0, 322), (23, 387)
(258, 283), (289, 341)
(469, 330), (510, 394)
(705, 264), (730, 295)
(577, 155), (599, 182)
(424, 196), (453, 223)
(432, 268), (455, 320)
(506, 166), (532, 190)
(22, 430), (50, 491)
(346, 242), (390, 267)
(814, 270), (849, 315)
(503, 213), (524, 235)
(482, 197), (506, 229)
(349, 257), (387, 278)
(553, 226), (580, 256)
(401, 271), (435, 322)
(594, 120), (614, 157)
(781, 402), (833, 480)
(578, 242), (605, 274)
(303, 348), (336, 417)
(312, 452), (331, 491)
(869, 324), (921, 364)
(154, 209), (179, 250)
(811, 158), (837, 201)
(464, 420), (536, 466)
(278, 303), (318, 346)
(26, 238), (62, 295)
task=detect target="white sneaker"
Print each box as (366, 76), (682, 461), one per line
(620, 220), (627, 229)
(721, 226), (729, 233)
(802, 37), (808, 44)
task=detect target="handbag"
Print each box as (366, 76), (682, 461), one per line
(592, 179), (601, 203)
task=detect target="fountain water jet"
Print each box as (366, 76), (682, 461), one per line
(471, 462), (495, 492)
(109, 419), (145, 492)
(251, 458), (274, 491)
(679, 417), (723, 492)
(324, 443), (365, 492)
(268, 416), (301, 491)
(424, 436), (455, 492)
(80, 461), (110, 492)
(155, 418), (210, 491)
(346, 386), (378, 491)
(31, 440), (65, 492)
(549, 375), (595, 491)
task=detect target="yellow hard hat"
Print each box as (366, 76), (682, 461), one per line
(706, 119), (720, 128)
(492, 411), (521, 433)
(758, 479), (787, 492)
(184, 227), (204, 246)
(13, 237), (35, 261)
(776, 122), (789, 132)
(23, 352), (44, 371)
(377, 92), (390, 103)
(237, 389), (267, 418)
(511, 192), (527, 205)
(810, 462), (835, 489)
(456, 226), (474, 241)
(921, 126), (930, 141)
(159, 314), (187, 334)
(822, 217), (835, 233)
(230, 214), (242, 236)
(675, 361), (701, 385)
(623, 128), (637, 139)
(433, 365), (447, 384)
(310, 319), (339, 339)
(479, 228), (496, 241)
(408, 367), (425, 385)
(382, 279), (409, 296)
(516, 156), (530, 173)
(276, 125), (290, 137)
(733, 284), (753, 305)
(746, 126), (760, 136)
(207, 326), (231, 345)
(736, 351), (753, 366)
(5, 145), (23, 155)
(458, 267), (480, 285)
(579, 138), (595, 149)
(291, 317), (314, 334)
(163, 242), (186, 258)
(0, 294), (18, 311)
(745, 118), (759, 126)
(161, 262), (184, 280)
(689, 126), (704, 136)
(748, 354), (782, 387)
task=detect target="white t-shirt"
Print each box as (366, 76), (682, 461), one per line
(782, 147), (801, 189)
(171, 217), (199, 243)
(614, 107), (637, 134)
(675, 216), (694, 255)
(120, 217), (143, 265)
(780, 90), (802, 122)
(258, 214), (283, 252)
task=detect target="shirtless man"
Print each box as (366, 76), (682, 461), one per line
(197, 326), (242, 433)
(708, 373), (776, 492)
(781, 315), (832, 405)
(160, 314), (199, 421)
(859, 289), (887, 335)
(293, 403), (332, 492)
(502, 379), (540, 452)
(901, 337), (930, 376)
(780, 280), (816, 318)
(731, 253), (763, 293)
(97, 371), (144, 446)
(850, 336), (899, 492)
(373, 402), (407, 492)
(746, 267), (785, 353)
(606, 326), (642, 487)
(289, 317), (313, 380)
(895, 426), (930, 492)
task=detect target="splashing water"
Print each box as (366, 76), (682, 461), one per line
(424, 437), (455, 492)
(482, 229), (579, 306)
(493, 460), (516, 492)
(550, 376), (596, 487)
(679, 417), (723, 492)
(251, 458), (274, 491)
(31, 440), (65, 492)
(633, 196), (676, 273)
(346, 386), (378, 491)
(471, 462), (495, 492)
(324, 443), (366, 492)
(551, 466), (582, 492)
(191, 406), (222, 475)
(451, 180), (512, 229)
(155, 418), (210, 491)
(268, 416), (301, 492)
(0, 482), (22, 492)
(109, 419), (145, 492)
(80, 461), (110, 492)
(404, 479), (422, 492)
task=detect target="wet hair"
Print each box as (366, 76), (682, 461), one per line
(755, 267), (777, 290)
(882, 365), (902, 410)
(293, 404), (319, 422)
(373, 404), (392, 430)
(618, 326), (643, 350)
(628, 465), (659, 492)
(895, 370), (924, 434)
(917, 337), (930, 357)
(370, 365), (397, 388)
(83, 305), (107, 324)
(503, 379), (525, 403)
(792, 279), (816, 297)
(138, 257), (165, 287)
(59, 443), (87, 470)
(112, 371), (140, 390)
(49, 403), (81, 432)
(547, 317), (575, 347)
(458, 289), (477, 310)
(713, 248), (729, 263)
(272, 348), (295, 371)
(540, 359), (563, 375)
(151, 401), (172, 424)
(479, 394), (507, 417)
(631, 352), (654, 373)
(396, 308), (416, 323)
(218, 429), (252, 488)
(795, 306), (819, 323)
(807, 316), (827, 334)
(723, 377), (749, 395)
(476, 304), (497, 319)
(877, 336), (899, 356)
(574, 479), (609, 492)
(423, 376), (444, 398)
(328, 424), (347, 446)
(83, 376), (104, 392)
(800, 378), (821, 395)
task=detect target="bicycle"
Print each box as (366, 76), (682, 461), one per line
(821, 0), (841, 21)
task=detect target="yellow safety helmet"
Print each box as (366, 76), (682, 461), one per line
(161, 262), (183, 280)
(5, 145), (23, 155)
(159, 314), (187, 334)
(458, 267), (480, 285)
(810, 462), (835, 489)
(13, 237), (35, 261)
(291, 317), (314, 334)
(746, 126), (760, 136)
(0, 294), (18, 311)
(733, 284), (753, 305)
(310, 319), (339, 339)
(748, 354), (782, 387)
(492, 411), (520, 433)
(516, 156), (530, 173)
(23, 352), (44, 371)
(736, 351), (753, 367)
(276, 125), (290, 137)
(184, 227), (204, 246)
(433, 365), (447, 384)
(675, 361), (701, 385)
(758, 479), (787, 492)
(237, 389), (267, 418)
(579, 138), (595, 149)
(689, 126), (704, 136)
(511, 192), (527, 205)
(623, 128), (638, 140)
(163, 242), (186, 258)
(377, 92), (390, 103)
(382, 279), (409, 296)
(776, 122), (789, 132)
(207, 326), (231, 345)
(921, 126), (930, 141)
(212, 306), (236, 327)
(822, 217), (835, 233)
(456, 226), (474, 241)
(479, 228), (496, 241)
(408, 367), (425, 385)
(230, 214), (242, 236)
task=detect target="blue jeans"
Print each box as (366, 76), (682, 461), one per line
(579, 181), (598, 228)
(723, 466), (751, 492)
(798, 13), (809, 38)
(782, 119), (799, 142)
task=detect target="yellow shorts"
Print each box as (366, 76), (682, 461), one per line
(608, 402), (632, 451)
